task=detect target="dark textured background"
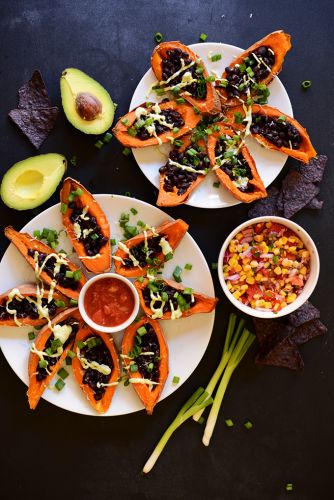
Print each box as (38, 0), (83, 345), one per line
(0, 1), (333, 499)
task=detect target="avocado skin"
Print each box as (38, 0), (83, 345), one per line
(0, 153), (66, 210)
(60, 68), (114, 135)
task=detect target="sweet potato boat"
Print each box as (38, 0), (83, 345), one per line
(5, 226), (86, 300)
(27, 307), (82, 409)
(0, 284), (68, 327)
(112, 100), (201, 148)
(122, 316), (168, 415)
(134, 278), (218, 320)
(225, 105), (316, 163)
(207, 123), (267, 203)
(216, 31), (291, 107)
(157, 134), (208, 207)
(72, 325), (120, 413)
(114, 219), (188, 277)
(151, 41), (221, 115)
(60, 177), (111, 273)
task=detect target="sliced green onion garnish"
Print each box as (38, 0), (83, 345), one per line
(91, 233), (99, 240)
(65, 270), (74, 278)
(57, 368), (69, 380)
(77, 340), (85, 349)
(213, 182), (220, 188)
(28, 331), (36, 341)
(124, 191), (131, 197)
(286, 483), (293, 492)
(70, 299), (78, 306)
(39, 359), (48, 369)
(172, 376), (180, 384)
(94, 140), (104, 149)
(73, 270), (82, 281)
(70, 155), (77, 166)
(127, 127), (137, 137)
(199, 33), (208, 42)
(65, 356), (72, 365)
(277, 115), (286, 123)
(137, 220), (145, 227)
(137, 326), (147, 336)
(301, 80), (311, 89)
(121, 118), (130, 125)
(164, 252), (173, 261)
(211, 262), (218, 270)
(244, 421), (253, 430)
(137, 276), (145, 283)
(184, 263), (192, 270)
(54, 300), (66, 308)
(50, 241), (57, 249)
(33, 230), (41, 239)
(103, 132), (113, 143)
(154, 32), (163, 43)
(172, 265), (183, 283)
(173, 139), (184, 147)
(234, 112), (243, 124)
(193, 106), (200, 114)
(161, 291), (168, 302)
(176, 98), (186, 104)
(205, 75), (215, 83)
(183, 287), (193, 295)
(122, 147), (132, 156)
(211, 54), (222, 62)
(67, 349), (76, 359)
(172, 127), (180, 134)
(130, 364), (138, 373)
(225, 419), (234, 427)
(55, 379), (65, 391)
(130, 208), (138, 215)
(110, 238), (116, 246)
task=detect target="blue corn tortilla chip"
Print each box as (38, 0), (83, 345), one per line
(9, 107), (59, 149)
(279, 172), (319, 218)
(306, 197), (324, 210)
(298, 155), (327, 183)
(248, 187), (281, 218)
(18, 70), (51, 109)
(255, 337), (304, 370)
(288, 301), (320, 328)
(291, 319), (327, 346)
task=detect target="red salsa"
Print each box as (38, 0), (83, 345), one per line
(84, 277), (135, 327)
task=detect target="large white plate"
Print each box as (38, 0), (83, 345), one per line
(0, 195), (215, 416)
(130, 42), (293, 209)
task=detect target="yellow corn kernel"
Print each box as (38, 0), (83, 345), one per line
(280, 291), (286, 297)
(266, 221), (272, 228)
(236, 232), (243, 241)
(242, 243), (250, 251)
(229, 257), (238, 267)
(250, 260), (258, 268)
(236, 244), (243, 253)
(227, 282), (232, 290)
(273, 248), (280, 255)
(292, 261), (299, 268)
(279, 237), (288, 245)
(254, 234), (263, 242)
(301, 250), (310, 259)
(265, 302), (272, 309)
(263, 262), (270, 268)
(273, 303), (280, 311)
(239, 274), (247, 282)
(274, 266), (282, 275)
(246, 276), (255, 285)
(233, 291), (241, 300)
(240, 284), (248, 291)
(255, 274), (263, 282)
(300, 266), (307, 275)
(282, 258), (292, 267)
(242, 257), (251, 265)
(229, 244), (236, 253)
(235, 264), (242, 272)
(261, 277), (268, 282)
(284, 283), (292, 291)
(255, 299), (266, 308)
(282, 268), (289, 275)
(288, 236), (296, 243)
(243, 264), (251, 272)
(253, 294), (261, 300)
(286, 293), (297, 304)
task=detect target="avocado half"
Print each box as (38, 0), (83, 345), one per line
(60, 68), (114, 134)
(0, 153), (66, 210)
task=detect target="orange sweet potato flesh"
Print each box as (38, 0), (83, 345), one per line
(60, 177), (111, 273)
(157, 134), (207, 207)
(27, 307), (83, 410)
(122, 316), (168, 414)
(134, 278), (218, 320)
(4, 226), (86, 300)
(112, 100), (201, 148)
(72, 325), (120, 413)
(0, 284), (69, 327)
(207, 122), (267, 203)
(151, 41), (221, 115)
(216, 31), (291, 107)
(114, 219), (188, 277)
(225, 105), (316, 163)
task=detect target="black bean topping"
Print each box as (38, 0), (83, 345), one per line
(215, 138), (254, 193)
(136, 109), (185, 141)
(142, 283), (195, 314)
(80, 337), (113, 401)
(27, 249), (78, 290)
(69, 203), (108, 256)
(123, 235), (165, 269)
(134, 323), (160, 383)
(0, 296), (57, 321)
(250, 114), (302, 149)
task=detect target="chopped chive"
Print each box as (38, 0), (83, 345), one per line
(176, 97), (186, 104)
(161, 291), (168, 301)
(70, 155), (77, 166)
(205, 75), (215, 83)
(172, 376), (180, 384)
(55, 378), (65, 391)
(154, 32), (163, 43)
(110, 238), (116, 246)
(39, 359), (48, 369)
(173, 139), (184, 147)
(137, 326), (147, 336)
(211, 262), (218, 270)
(33, 230), (41, 239)
(94, 140), (104, 149)
(77, 340), (85, 349)
(199, 33), (207, 42)
(146, 101), (153, 107)
(244, 421), (253, 430)
(193, 106), (200, 114)
(210, 53), (222, 62)
(225, 418), (234, 427)
(127, 127), (137, 137)
(70, 299), (78, 306)
(65, 356), (72, 365)
(137, 220), (145, 227)
(65, 270), (74, 278)
(172, 127), (180, 134)
(172, 265), (183, 283)
(34, 325), (43, 331)
(57, 368), (69, 380)
(183, 287), (193, 295)
(286, 483), (293, 492)
(130, 208), (138, 215)
(130, 364), (138, 373)
(234, 112), (243, 124)
(91, 233), (99, 240)
(137, 276), (145, 283)
(122, 147), (132, 156)
(54, 300), (66, 308)
(184, 263), (192, 270)
(67, 349), (76, 359)
(213, 182), (220, 188)
(50, 241), (57, 249)
(73, 270), (82, 281)
(103, 132), (113, 143)
(121, 118), (130, 125)
(277, 115), (286, 123)
(124, 191), (131, 197)
(28, 331), (36, 341)
(301, 80), (311, 90)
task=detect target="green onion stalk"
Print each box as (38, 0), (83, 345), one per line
(142, 387), (213, 474)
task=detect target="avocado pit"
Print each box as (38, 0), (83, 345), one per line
(75, 92), (102, 121)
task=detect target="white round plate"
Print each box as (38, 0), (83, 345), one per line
(130, 42), (293, 209)
(0, 195), (215, 416)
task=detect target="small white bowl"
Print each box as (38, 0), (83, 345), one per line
(78, 273), (140, 333)
(218, 216), (320, 319)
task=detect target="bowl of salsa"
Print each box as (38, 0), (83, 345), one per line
(78, 273), (140, 333)
(218, 216), (320, 318)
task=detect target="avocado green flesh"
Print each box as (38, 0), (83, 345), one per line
(60, 68), (114, 134)
(0, 153), (66, 210)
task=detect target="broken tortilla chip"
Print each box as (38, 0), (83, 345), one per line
(9, 107), (59, 149)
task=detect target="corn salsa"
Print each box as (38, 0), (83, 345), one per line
(223, 221), (310, 312)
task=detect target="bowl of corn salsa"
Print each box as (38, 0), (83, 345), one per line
(218, 217), (319, 318)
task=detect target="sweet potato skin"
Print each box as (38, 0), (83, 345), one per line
(216, 31), (291, 107)
(0, 284), (68, 327)
(113, 100), (201, 148)
(122, 316), (168, 414)
(134, 278), (218, 320)
(151, 41), (221, 115)
(5, 226), (86, 299)
(27, 307), (82, 410)
(114, 219), (189, 277)
(225, 105), (316, 163)
(157, 135), (207, 207)
(60, 177), (111, 273)
(207, 123), (267, 203)
(72, 325), (120, 413)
